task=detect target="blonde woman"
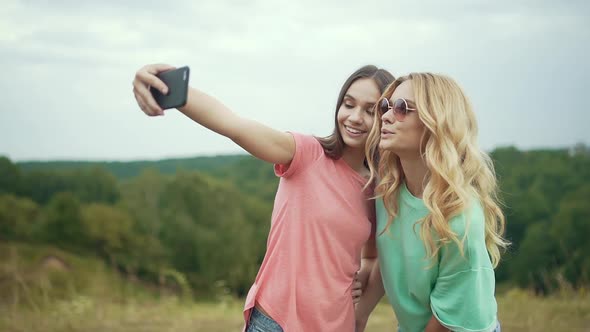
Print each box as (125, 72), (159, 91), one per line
(355, 73), (507, 332)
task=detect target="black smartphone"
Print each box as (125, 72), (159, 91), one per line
(150, 66), (190, 110)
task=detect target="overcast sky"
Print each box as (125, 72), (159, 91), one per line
(1, 0), (588, 161)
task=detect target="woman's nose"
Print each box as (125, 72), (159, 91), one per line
(381, 109), (394, 124)
(348, 107), (363, 122)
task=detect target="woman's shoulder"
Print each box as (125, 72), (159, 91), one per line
(448, 198), (485, 239)
(291, 132), (324, 153)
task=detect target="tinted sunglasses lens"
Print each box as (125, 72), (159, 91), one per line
(393, 99), (410, 121)
(393, 99), (408, 115)
(379, 98), (390, 114)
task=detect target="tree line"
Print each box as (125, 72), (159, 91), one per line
(1, 144), (588, 296)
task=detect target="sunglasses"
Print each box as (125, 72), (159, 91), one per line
(378, 98), (416, 122)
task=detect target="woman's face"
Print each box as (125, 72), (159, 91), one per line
(337, 78), (381, 150)
(379, 80), (425, 157)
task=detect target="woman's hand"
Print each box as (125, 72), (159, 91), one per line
(132, 64), (176, 116)
(352, 272), (363, 304)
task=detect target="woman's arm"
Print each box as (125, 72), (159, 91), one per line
(425, 315), (450, 332)
(355, 261), (384, 332)
(133, 64), (295, 165)
(353, 235), (377, 304)
(357, 230), (377, 290)
(358, 199), (378, 290)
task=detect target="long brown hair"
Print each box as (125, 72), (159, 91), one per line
(316, 65), (394, 159)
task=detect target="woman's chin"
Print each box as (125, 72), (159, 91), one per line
(342, 136), (367, 150)
(379, 140), (395, 152)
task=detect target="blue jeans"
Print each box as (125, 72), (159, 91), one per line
(246, 307), (283, 332)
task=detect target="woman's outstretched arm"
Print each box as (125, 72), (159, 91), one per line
(133, 64), (295, 165)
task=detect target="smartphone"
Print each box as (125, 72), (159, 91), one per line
(150, 66), (190, 110)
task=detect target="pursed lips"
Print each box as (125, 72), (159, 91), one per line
(381, 128), (395, 135)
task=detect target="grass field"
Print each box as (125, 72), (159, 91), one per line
(1, 242), (589, 331)
(1, 290), (589, 332)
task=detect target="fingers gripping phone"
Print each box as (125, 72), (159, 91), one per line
(150, 66), (190, 110)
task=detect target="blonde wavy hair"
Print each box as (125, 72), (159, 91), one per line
(365, 73), (508, 267)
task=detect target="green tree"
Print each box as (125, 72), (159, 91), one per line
(81, 203), (134, 264)
(40, 192), (86, 248)
(71, 167), (120, 204)
(158, 171), (270, 296)
(511, 221), (560, 293)
(0, 156), (22, 195)
(119, 168), (168, 239)
(0, 194), (40, 241)
(21, 167), (119, 205)
(551, 185), (590, 287)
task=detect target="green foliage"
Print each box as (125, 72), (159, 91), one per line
(492, 146), (590, 291)
(2, 144), (589, 296)
(0, 194), (40, 241)
(20, 167), (120, 205)
(117, 166), (272, 296)
(0, 156), (22, 195)
(81, 204), (135, 266)
(551, 185), (590, 287)
(18, 155), (247, 179)
(511, 221), (559, 291)
(209, 156), (278, 203)
(40, 192), (86, 249)
(117, 169), (170, 277)
(119, 169), (169, 238)
(156, 171), (270, 296)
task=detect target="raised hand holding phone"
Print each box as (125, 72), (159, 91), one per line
(131, 63), (296, 165)
(150, 66), (190, 110)
(132, 64), (189, 116)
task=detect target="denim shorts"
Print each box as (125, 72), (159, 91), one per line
(246, 307), (283, 332)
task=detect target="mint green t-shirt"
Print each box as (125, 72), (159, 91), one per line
(376, 184), (498, 332)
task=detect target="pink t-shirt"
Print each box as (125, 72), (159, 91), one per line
(243, 133), (375, 331)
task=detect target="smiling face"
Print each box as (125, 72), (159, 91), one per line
(379, 80), (425, 158)
(337, 78), (381, 151)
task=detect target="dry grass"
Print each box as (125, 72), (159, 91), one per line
(1, 242), (589, 331)
(0, 296), (245, 332)
(1, 290), (589, 332)
(496, 288), (590, 332)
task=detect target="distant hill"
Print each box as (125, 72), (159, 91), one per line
(17, 154), (280, 203)
(17, 155), (249, 180)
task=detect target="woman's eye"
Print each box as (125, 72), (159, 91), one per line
(344, 103), (354, 109)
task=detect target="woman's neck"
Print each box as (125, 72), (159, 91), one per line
(342, 146), (366, 174)
(400, 155), (428, 198)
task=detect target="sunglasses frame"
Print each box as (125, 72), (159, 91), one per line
(379, 98), (417, 122)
